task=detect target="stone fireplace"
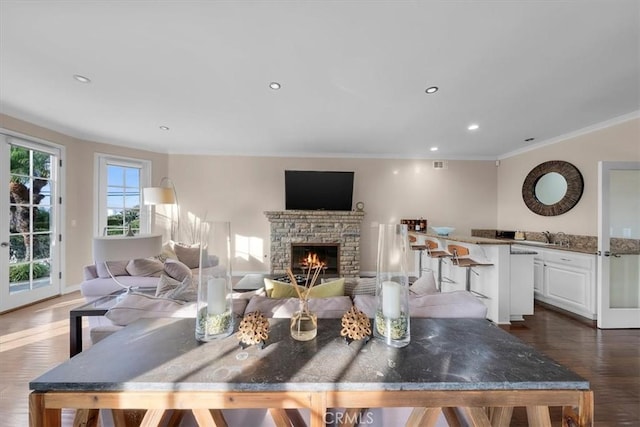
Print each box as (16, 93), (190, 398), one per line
(264, 210), (365, 277)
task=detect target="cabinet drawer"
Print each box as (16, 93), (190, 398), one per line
(544, 251), (594, 270)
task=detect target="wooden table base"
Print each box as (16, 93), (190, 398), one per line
(30, 389), (593, 427)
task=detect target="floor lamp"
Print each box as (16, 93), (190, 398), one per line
(92, 234), (163, 292)
(144, 177), (179, 241)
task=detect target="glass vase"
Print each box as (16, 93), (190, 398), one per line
(196, 221), (234, 341)
(290, 299), (318, 341)
(374, 223), (410, 347)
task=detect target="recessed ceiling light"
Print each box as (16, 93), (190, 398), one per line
(73, 74), (91, 83)
(425, 86), (438, 94)
(468, 124), (479, 131)
(524, 137), (535, 142)
(159, 126), (170, 131)
(269, 82), (281, 90)
(430, 146), (438, 151)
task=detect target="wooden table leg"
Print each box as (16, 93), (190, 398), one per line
(562, 391), (594, 427)
(488, 406), (513, 427)
(309, 392), (327, 427)
(30, 392), (61, 427)
(406, 407), (442, 427)
(73, 409), (99, 427)
(442, 407), (463, 427)
(191, 409), (228, 427)
(458, 407), (492, 426)
(526, 406), (552, 427)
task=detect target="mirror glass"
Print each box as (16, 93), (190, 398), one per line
(535, 172), (567, 205)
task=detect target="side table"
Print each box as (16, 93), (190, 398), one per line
(69, 291), (126, 357)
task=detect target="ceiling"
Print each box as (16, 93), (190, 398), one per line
(1, 1), (638, 160)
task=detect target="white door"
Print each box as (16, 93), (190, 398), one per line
(1, 133), (62, 312)
(597, 161), (640, 328)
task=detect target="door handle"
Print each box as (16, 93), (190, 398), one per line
(598, 250), (621, 258)
(0, 242), (8, 247)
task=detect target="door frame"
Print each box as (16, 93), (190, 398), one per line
(1, 129), (65, 313)
(597, 161), (640, 329)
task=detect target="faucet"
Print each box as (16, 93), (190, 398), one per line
(542, 231), (552, 244)
(555, 232), (570, 247)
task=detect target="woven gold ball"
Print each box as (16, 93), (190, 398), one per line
(340, 306), (371, 341)
(237, 310), (270, 347)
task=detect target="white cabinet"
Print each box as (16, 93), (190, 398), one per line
(509, 252), (535, 321)
(515, 245), (597, 320)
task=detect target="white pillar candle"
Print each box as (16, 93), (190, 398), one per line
(382, 280), (401, 318)
(207, 278), (227, 315)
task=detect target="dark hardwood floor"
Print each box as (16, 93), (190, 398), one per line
(1, 292), (638, 426)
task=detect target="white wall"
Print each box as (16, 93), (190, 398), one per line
(168, 156), (497, 274)
(498, 117), (640, 236)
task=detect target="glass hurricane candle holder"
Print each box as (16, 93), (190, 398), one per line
(374, 223), (410, 347)
(196, 221), (234, 341)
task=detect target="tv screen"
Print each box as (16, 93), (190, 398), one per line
(285, 170), (354, 211)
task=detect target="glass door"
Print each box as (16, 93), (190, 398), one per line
(597, 161), (640, 328)
(1, 134), (61, 312)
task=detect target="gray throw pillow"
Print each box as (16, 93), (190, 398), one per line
(155, 274), (182, 298)
(126, 258), (164, 277)
(166, 277), (198, 302)
(96, 261), (130, 278)
(164, 258), (193, 282)
(173, 243), (200, 269)
(351, 277), (377, 296)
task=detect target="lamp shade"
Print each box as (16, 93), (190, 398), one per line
(143, 187), (176, 205)
(93, 234), (163, 262)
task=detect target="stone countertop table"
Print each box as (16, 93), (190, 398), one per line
(31, 318), (588, 393)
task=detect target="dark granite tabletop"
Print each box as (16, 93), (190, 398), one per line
(30, 317), (588, 393)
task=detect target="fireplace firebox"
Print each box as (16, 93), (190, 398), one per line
(290, 243), (340, 276)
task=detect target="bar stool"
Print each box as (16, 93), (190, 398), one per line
(424, 240), (452, 291)
(447, 244), (492, 299)
(409, 234), (429, 278)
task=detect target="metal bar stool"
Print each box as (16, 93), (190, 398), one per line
(447, 244), (492, 299)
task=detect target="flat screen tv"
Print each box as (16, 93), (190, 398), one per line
(285, 170), (354, 211)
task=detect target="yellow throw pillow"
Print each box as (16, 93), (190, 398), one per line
(263, 278), (290, 297)
(269, 278), (345, 299)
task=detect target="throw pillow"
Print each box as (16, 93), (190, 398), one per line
(155, 274), (182, 298)
(126, 258), (164, 277)
(409, 273), (438, 295)
(351, 277), (377, 296)
(244, 295), (353, 319)
(105, 292), (194, 326)
(164, 258), (193, 282)
(263, 278), (288, 297)
(96, 260), (130, 278)
(270, 278), (345, 299)
(174, 243), (200, 269)
(159, 241), (178, 261)
(166, 277), (198, 302)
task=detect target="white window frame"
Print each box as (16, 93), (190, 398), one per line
(94, 154), (152, 236)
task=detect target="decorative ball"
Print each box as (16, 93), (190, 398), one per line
(340, 306), (372, 341)
(237, 311), (270, 347)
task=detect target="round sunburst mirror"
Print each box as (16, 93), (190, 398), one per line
(522, 160), (584, 216)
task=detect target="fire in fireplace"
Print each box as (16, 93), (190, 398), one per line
(290, 243), (340, 276)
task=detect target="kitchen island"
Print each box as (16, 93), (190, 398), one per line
(410, 232), (533, 324)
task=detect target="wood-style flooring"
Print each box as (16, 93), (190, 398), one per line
(0, 292), (638, 426)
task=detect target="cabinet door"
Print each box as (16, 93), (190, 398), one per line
(545, 263), (592, 317)
(533, 260), (544, 296)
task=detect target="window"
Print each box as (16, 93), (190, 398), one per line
(95, 155), (151, 236)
